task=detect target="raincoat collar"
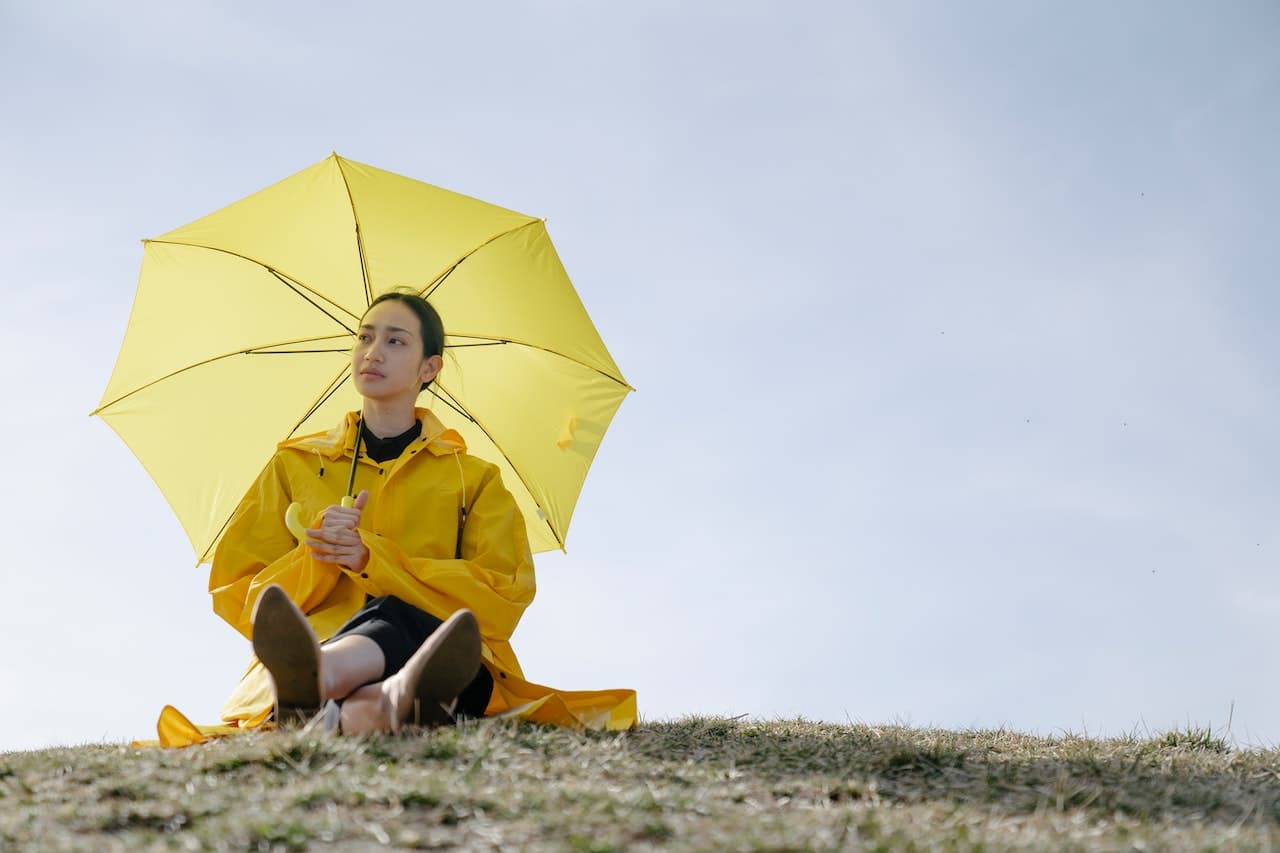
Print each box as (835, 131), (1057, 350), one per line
(281, 408), (467, 460)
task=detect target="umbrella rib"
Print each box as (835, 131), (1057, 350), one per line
(267, 270), (360, 334)
(334, 157), (373, 306)
(145, 239), (362, 328)
(245, 334), (351, 350)
(445, 334), (633, 391)
(199, 505), (239, 565)
(419, 219), (541, 301)
(401, 217), (629, 388)
(424, 384), (476, 424)
(196, 368), (353, 564)
(431, 379), (566, 551)
(92, 335), (351, 413)
(287, 367), (352, 439)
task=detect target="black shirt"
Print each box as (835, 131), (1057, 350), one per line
(360, 419), (423, 463)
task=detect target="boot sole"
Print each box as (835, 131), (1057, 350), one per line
(398, 609), (482, 728)
(251, 585), (322, 722)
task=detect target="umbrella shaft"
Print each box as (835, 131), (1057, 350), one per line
(346, 413), (364, 500)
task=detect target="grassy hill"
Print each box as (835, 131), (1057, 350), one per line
(2, 717), (1278, 850)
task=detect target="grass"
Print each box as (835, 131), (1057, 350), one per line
(2, 717), (1279, 850)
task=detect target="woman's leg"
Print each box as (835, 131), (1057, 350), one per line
(336, 682), (396, 734)
(319, 635), (385, 701)
(320, 594), (443, 733)
(338, 609), (483, 735)
(313, 595), (491, 734)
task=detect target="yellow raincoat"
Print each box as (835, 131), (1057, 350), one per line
(152, 408), (635, 747)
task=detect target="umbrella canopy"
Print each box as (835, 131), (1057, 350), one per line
(94, 154), (631, 562)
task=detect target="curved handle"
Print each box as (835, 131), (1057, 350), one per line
(284, 502), (307, 541)
(285, 496), (356, 542)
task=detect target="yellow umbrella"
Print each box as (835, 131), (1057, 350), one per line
(93, 153), (631, 562)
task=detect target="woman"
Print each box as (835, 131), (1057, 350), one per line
(208, 291), (536, 735)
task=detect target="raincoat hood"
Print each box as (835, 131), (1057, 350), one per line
(283, 407), (467, 460)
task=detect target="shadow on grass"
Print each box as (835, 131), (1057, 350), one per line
(627, 717), (1280, 827)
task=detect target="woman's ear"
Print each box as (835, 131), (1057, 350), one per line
(421, 354), (444, 385)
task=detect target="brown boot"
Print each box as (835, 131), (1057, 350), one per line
(251, 585), (323, 726)
(392, 609), (482, 731)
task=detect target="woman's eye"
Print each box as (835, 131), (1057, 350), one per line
(389, 337), (403, 345)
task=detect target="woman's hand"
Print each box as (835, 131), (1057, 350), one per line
(306, 490), (371, 571)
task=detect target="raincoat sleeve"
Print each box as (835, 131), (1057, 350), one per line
(208, 453), (344, 639)
(355, 462), (536, 644)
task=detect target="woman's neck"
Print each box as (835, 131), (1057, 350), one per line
(360, 400), (419, 439)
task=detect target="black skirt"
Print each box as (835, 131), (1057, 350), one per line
(326, 595), (494, 718)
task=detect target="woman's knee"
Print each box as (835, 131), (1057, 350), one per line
(369, 595), (423, 621)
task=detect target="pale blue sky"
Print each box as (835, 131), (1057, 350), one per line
(2, 1), (1278, 752)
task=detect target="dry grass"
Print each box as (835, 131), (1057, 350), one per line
(3, 717), (1279, 850)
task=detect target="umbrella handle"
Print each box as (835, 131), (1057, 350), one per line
(285, 502), (307, 541)
(284, 497), (356, 542)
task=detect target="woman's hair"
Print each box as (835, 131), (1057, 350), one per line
(364, 290), (445, 390)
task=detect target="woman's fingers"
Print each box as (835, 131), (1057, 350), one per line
(306, 526), (361, 543)
(321, 508), (362, 529)
(303, 493), (370, 535)
(305, 527), (353, 540)
(321, 494), (367, 528)
(308, 541), (355, 557)
(307, 526), (365, 569)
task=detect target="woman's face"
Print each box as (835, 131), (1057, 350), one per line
(352, 300), (442, 402)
